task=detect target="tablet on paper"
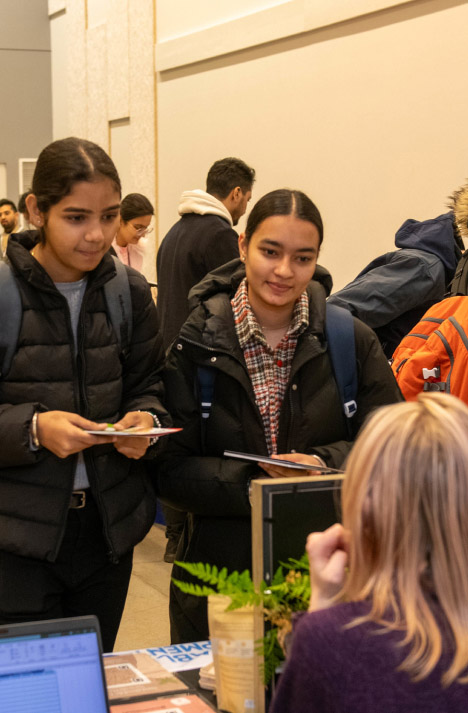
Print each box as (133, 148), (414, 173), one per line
(223, 450), (343, 474)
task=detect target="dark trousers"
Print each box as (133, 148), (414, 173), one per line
(169, 514), (209, 643)
(0, 492), (133, 652)
(161, 502), (186, 540)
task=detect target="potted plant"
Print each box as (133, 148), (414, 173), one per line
(172, 552), (311, 686)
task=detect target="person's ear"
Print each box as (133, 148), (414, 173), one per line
(25, 194), (44, 228)
(227, 186), (241, 205)
(238, 233), (247, 261)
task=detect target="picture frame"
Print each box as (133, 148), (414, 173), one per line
(251, 474), (344, 713)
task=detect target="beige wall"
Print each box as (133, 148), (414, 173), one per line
(156, 0), (468, 291)
(50, 0), (468, 290)
(49, 0), (157, 280)
(0, 0), (52, 200)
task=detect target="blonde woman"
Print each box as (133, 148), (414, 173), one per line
(271, 393), (468, 712)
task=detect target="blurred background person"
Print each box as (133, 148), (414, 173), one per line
(157, 157), (255, 352)
(0, 198), (20, 258)
(111, 192), (154, 274)
(156, 157), (255, 563)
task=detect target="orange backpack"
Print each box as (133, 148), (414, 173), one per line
(391, 296), (468, 402)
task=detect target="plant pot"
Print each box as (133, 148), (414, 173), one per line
(208, 594), (256, 713)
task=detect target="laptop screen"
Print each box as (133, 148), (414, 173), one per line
(0, 615), (109, 713)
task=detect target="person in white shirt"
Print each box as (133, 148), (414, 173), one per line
(111, 193), (154, 274)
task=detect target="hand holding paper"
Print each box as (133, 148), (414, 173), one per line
(37, 411), (117, 458)
(111, 411), (155, 460)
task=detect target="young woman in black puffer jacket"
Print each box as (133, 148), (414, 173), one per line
(156, 188), (401, 644)
(0, 137), (169, 651)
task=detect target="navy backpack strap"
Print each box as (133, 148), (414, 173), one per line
(104, 256), (133, 358)
(197, 365), (216, 453)
(197, 365), (216, 419)
(325, 303), (358, 434)
(0, 260), (22, 378)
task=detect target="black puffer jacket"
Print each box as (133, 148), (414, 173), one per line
(0, 233), (169, 562)
(156, 259), (401, 642)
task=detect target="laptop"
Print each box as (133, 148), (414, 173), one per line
(0, 615), (110, 713)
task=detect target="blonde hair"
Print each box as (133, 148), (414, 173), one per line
(340, 393), (468, 685)
(450, 181), (468, 243)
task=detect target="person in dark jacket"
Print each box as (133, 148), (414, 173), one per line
(328, 188), (468, 358)
(156, 157), (256, 352)
(270, 394), (468, 713)
(0, 137), (169, 652)
(156, 156), (255, 562)
(155, 189), (401, 644)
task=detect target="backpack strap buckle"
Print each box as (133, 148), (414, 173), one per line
(422, 366), (440, 380)
(344, 400), (357, 418)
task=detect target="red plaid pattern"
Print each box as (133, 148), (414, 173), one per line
(231, 278), (309, 454)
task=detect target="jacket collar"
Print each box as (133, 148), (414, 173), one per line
(180, 259), (329, 354)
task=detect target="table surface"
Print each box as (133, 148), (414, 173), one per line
(177, 667), (219, 710)
(106, 644), (220, 712)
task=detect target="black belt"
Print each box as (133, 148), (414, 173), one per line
(69, 490), (89, 509)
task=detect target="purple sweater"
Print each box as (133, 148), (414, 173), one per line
(269, 601), (468, 713)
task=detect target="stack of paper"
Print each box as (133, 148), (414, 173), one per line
(199, 662), (216, 691)
(104, 650), (187, 702)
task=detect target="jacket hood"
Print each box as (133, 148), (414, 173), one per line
(187, 259), (333, 312)
(8, 229), (39, 250)
(184, 260), (333, 350)
(394, 212), (461, 273)
(6, 231), (40, 279)
(178, 189), (233, 226)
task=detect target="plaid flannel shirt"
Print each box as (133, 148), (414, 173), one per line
(231, 278), (309, 454)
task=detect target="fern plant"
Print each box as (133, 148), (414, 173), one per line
(172, 553), (310, 685)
